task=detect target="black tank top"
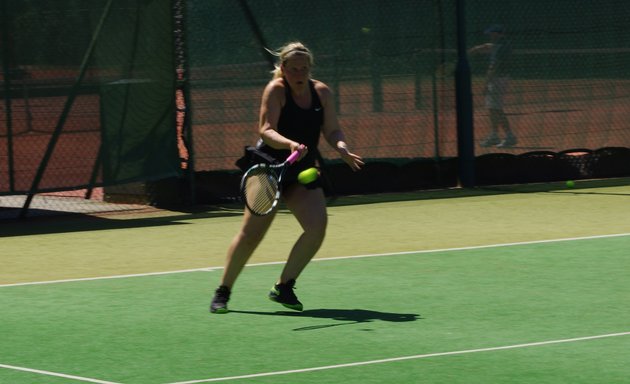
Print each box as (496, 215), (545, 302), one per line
(258, 79), (324, 172)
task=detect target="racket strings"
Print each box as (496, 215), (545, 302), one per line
(243, 168), (279, 215)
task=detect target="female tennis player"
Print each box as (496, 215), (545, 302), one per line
(210, 42), (364, 313)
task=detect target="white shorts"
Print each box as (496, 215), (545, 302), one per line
(484, 76), (510, 110)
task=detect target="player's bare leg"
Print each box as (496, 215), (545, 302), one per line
(211, 209), (275, 313)
(280, 185), (327, 282)
(268, 185), (327, 311)
(221, 209), (276, 288)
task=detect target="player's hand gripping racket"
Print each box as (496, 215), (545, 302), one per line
(241, 150), (301, 216)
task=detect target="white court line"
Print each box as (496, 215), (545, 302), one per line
(2, 233), (629, 383)
(0, 363), (122, 384)
(1, 232), (629, 288)
(165, 332), (630, 384)
(0, 268), (222, 288)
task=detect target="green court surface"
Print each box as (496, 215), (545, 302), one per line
(1, 180), (630, 383)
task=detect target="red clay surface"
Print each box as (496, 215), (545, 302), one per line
(2, 75), (629, 196)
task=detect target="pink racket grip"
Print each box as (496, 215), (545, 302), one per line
(286, 150), (301, 164)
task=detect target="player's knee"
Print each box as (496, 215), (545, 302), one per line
(304, 215), (327, 241)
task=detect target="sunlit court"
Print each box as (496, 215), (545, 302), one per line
(2, 182), (630, 383)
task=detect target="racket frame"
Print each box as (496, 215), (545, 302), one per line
(240, 150), (300, 216)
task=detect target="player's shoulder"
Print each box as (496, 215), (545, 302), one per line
(263, 77), (286, 96)
(311, 79), (332, 96)
(311, 78), (330, 90)
(267, 77), (285, 89)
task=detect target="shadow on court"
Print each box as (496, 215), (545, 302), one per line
(0, 206), (245, 237)
(229, 308), (422, 331)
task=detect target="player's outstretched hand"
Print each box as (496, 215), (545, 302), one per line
(339, 147), (364, 172)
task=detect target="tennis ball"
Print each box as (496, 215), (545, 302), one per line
(297, 167), (319, 185)
(361, 27), (371, 34)
(566, 180), (575, 188)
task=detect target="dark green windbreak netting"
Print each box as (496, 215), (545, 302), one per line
(1, 0), (179, 194)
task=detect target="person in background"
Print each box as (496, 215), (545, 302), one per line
(469, 24), (516, 148)
(210, 41), (364, 314)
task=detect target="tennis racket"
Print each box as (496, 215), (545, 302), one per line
(240, 150), (301, 216)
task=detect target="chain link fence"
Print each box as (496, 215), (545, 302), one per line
(2, 0), (629, 217)
(1, 0), (182, 218)
(186, 0), (630, 200)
